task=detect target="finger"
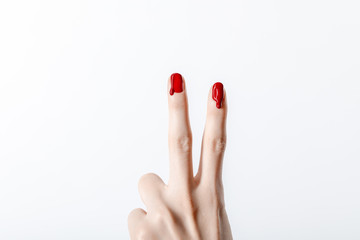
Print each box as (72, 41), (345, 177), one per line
(138, 173), (165, 208)
(196, 82), (227, 185)
(128, 208), (147, 238)
(167, 73), (193, 188)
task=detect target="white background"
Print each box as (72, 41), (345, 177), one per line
(1, 0), (360, 239)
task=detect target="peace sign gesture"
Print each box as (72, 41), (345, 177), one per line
(128, 73), (232, 240)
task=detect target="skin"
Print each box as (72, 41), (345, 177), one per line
(128, 75), (233, 240)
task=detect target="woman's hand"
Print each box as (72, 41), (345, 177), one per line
(128, 73), (232, 240)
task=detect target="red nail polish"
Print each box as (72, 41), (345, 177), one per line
(212, 82), (224, 109)
(169, 73), (183, 95)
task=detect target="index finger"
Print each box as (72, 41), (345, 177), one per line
(167, 73), (194, 189)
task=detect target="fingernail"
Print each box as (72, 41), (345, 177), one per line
(169, 73), (183, 95)
(212, 82), (224, 109)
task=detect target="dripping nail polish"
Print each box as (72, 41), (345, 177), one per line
(169, 73), (183, 95)
(212, 82), (224, 109)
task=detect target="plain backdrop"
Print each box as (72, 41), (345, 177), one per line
(1, 0), (360, 239)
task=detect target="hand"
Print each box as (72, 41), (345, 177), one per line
(128, 73), (232, 240)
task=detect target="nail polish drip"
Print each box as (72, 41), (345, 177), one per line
(170, 73), (183, 95)
(212, 82), (224, 109)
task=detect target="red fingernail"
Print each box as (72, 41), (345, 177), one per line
(169, 73), (183, 95)
(212, 82), (224, 109)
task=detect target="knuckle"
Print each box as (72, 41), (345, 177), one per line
(174, 135), (192, 153)
(138, 173), (163, 190)
(138, 174), (149, 191)
(128, 208), (145, 224)
(138, 174), (165, 203)
(211, 136), (227, 153)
